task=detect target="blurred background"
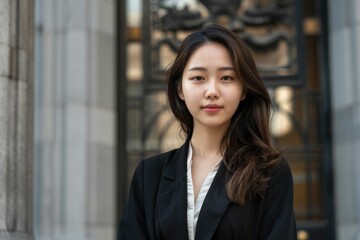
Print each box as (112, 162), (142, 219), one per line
(0, 0), (360, 239)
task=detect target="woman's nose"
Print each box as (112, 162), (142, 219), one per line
(205, 80), (220, 99)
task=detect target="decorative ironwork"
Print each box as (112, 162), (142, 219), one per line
(146, 0), (304, 88)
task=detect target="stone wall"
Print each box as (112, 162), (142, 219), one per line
(328, 0), (360, 239)
(33, 0), (117, 239)
(0, 0), (34, 239)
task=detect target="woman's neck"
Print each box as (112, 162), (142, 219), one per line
(190, 126), (226, 159)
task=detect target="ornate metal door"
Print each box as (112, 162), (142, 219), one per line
(124, 0), (335, 239)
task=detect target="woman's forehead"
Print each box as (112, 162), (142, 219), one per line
(184, 42), (233, 69)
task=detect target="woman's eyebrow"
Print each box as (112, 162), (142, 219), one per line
(187, 66), (234, 71)
(188, 66), (207, 71)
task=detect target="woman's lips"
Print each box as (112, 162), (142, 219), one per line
(202, 104), (222, 113)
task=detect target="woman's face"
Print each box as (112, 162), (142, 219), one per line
(178, 42), (245, 131)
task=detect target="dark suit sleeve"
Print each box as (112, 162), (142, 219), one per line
(118, 161), (149, 240)
(258, 159), (297, 240)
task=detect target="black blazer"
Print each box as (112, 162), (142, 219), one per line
(118, 142), (297, 240)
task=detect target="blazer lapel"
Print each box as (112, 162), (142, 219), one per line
(195, 163), (230, 239)
(156, 142), (189, 240)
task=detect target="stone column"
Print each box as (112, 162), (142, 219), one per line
(33, 0), (117, 239)
(0, 0), (34, 239)
(329, 0), (360, 239)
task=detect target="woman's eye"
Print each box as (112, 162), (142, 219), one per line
(191, 76), (204, 81)
(221, 76), (233, 81)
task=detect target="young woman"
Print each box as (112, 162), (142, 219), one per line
(118, 24), (296, 240)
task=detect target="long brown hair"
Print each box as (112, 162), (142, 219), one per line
(166, 24), (280, 205)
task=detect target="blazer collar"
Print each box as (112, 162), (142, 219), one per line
(157, 141), (230, 240)
(157, 141), (189, 239)
(161, 140), (189, 180)
(195, 163), (230, 239)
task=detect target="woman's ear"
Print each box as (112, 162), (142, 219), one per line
(178, 85), (185, 100)
(240, 90), (247, 101)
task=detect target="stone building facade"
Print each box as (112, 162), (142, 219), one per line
(0, 0), (34, 239)
(1, 0), (118, 239)
(329, 0), (360, 238)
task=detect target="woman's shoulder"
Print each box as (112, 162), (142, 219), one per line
(140, 148), (179, 171)
(274, 157), (292, 175)
(131, 145), (186, 189)
(136, 143), (187, 175)
(267, 157), (294, 190)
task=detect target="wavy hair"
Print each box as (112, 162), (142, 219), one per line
(166, 24), (280, 205)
